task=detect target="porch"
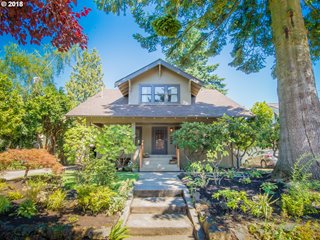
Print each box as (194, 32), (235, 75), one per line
(133, 123), (181, 172)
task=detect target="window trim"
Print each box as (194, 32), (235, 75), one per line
(139, 84), (180, 104)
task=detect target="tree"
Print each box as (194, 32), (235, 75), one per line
(66, 49), (104, 106)
(24, 84), (72, 154)
(0, 74), (25, 150)
(219, 115), (256, 169)
(0, 0), (90, 51)
(251, 102), (279, 157)
(0, 149), (63, 179)
(95, 0), (320, 178)
(134, 22), (226, 92)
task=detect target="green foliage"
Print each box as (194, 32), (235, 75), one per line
(213, 189), (250, 213)
(63, 124), (98, 165)
(66, 49), (104, 106)
(76, 185), (116, 214)
(249, 194), (277, 219)
(239, 177), (251, 184)
(67, 215), (79, 224)
(260, 182), (278, 195)
(7, 191), (24, 200)
(26, 180), (46, 202)
(251, 102), (279, 153)
(0, 195), (11, 214)
(109, 220), (129, 240)
(47, 189), (66, 212)
(152, 15), (181, 37)
(246, 169), (263, 179)
(223, 169), (238, 179)
(0, 182), (8, 191)
(0, 73), (25, 150)
(96, 125), (135, 166)
(281, 193), (305, 218)
(16, 199), (37, 218)
(82, 157), (117, 186)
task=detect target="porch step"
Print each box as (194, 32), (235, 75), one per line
(131, 197), (187, 214)
(128, 235), (194, 240)
(126, 213), (193, 236)
(134, 189), (183, 198)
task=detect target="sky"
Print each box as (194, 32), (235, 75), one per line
(0, 1), (319, 109)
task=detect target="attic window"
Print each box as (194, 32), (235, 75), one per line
(140, 84), (180, 104)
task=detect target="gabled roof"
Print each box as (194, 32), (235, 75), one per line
(114, 59), (204, 96)
(66, 88), (252, 118)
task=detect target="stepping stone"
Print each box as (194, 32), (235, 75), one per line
(128, 235), (194, 240)
(131, 197), (187, 214)
(126, 213), (194, 236)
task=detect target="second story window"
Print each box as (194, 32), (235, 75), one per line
(140, 84), (179, 104)
(141, 86), (152, 103)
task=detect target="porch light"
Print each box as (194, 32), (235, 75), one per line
(169, 127), (174, 133)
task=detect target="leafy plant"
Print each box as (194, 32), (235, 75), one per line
(0, 182), (8, 191)
(26, 180), (46, 202)
(250, 194), (277, 219)
(260, 182), (278, 195)
(247, 169), (263, 178)
(76, 185), (116, 214)
(7, 191), (24, 200)
(213, 189), (250, 213)
(0, 195), (11, 214)
(67, 215), (79, 224)
(239, 177), (251, 184)
(47, 189), (66, 211)
(16, 199), (37, 218)
(223, 169), (238, 179)
(108, 220), (129, 240)
(151, 15), (181, 37)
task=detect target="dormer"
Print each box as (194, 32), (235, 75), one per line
(114, 59), (203, 105)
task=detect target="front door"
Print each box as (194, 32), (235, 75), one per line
(152, 127), (168, 155)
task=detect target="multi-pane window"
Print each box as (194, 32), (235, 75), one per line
(141, 86), (152, 103)
(140, 85), (179, 103)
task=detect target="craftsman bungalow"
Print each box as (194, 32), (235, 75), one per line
(66, 59), (251, 171)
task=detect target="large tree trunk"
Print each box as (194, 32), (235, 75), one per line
(269, 0), (320, 178)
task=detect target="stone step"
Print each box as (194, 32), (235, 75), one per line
(128, 235), (194, 240)
(126, 213), (193, 236)
(134, 189), (183, 197)
(131, 197), (187, 214)
(140, 167), (180, 172)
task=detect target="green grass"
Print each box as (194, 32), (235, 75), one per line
(62, 170), (139, 189)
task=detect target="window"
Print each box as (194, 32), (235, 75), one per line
(154, 86), (165, 102)
(141, 86), (152, 103)
(140, 84), (179, 103)
(135, 127), (142, 145)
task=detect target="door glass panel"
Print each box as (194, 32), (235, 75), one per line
(155, 129), (165, 150)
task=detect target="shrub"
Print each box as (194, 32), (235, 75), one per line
(213, 189), (250, 213)
(82, 157), (116, 186)
(260, 182), (278, 195)
(7, 191), (24, 200)
(0, 182), (8, 191)
(0, 195), (11, 214)
(63, 124), (98, 165)
(247, 169), (263, 178)
(0, 149), (63, 178)
(16, 199), (37, 218)
(249, 194), (277, 219)
(47, 189), (66, 211)
(76, 185), (116, 214)
(95, 125), (135, 168)
(108, 220), (129, 240)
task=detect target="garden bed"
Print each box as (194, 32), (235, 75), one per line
(179, 168), (320, 240)
(0, 171), (138, 240)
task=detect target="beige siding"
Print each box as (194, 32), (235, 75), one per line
(129, 67), (191, 105)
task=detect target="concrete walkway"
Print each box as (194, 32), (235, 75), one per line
(0, 168), (52, 180)
(125, 172), (200, 240)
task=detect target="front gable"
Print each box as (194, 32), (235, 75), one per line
(115, 59), (202, 105)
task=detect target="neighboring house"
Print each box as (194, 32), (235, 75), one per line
(267, 103), (279, 121)
(66, 59), (251, 171)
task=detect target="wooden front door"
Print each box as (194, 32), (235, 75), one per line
(152, 127), (168, 155)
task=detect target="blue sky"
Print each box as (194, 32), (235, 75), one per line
(0, 1), (319, 108)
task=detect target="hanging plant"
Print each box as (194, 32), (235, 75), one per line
(151, 15), (182, 37)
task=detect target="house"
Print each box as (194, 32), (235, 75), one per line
(66, 59), (251, 171)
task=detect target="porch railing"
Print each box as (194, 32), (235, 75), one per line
(176, 146), (180, 169)
(139, 140), (144, 170)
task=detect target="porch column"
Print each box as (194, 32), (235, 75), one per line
(132, 122), (136, 143)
